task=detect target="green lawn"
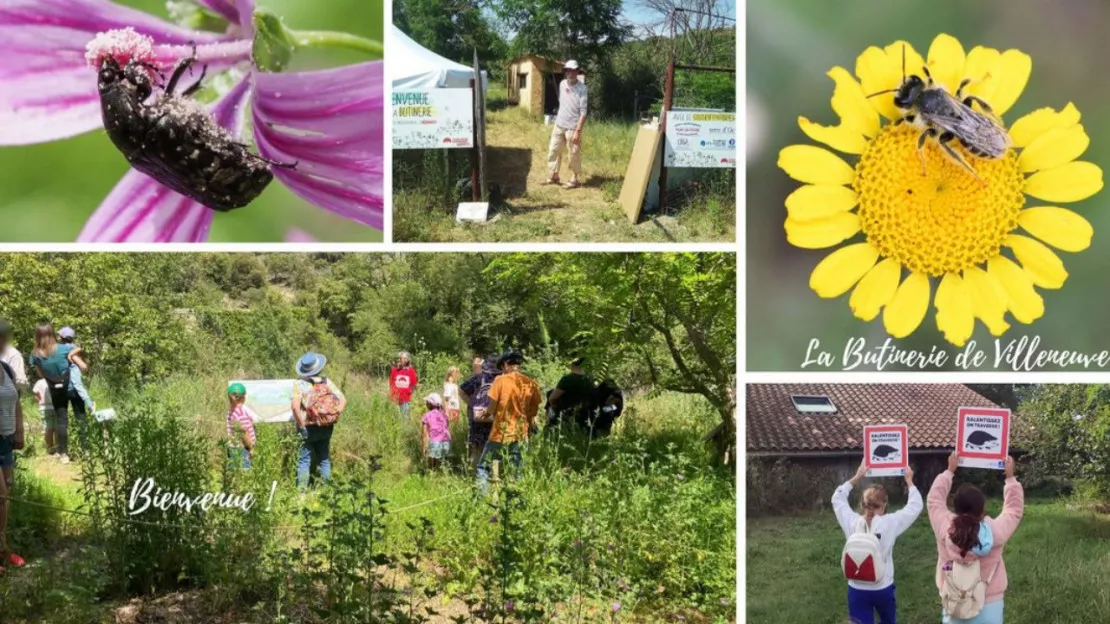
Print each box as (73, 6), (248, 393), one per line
(747, 500), (1110, 623)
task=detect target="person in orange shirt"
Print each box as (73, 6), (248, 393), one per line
(476, 349), (541, 492)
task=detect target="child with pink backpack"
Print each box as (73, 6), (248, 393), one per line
(832, 460), (923, 624)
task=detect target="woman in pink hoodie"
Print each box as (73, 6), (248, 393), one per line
(927, 452), (1024, 624)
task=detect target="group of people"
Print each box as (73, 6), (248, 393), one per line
(224, 349), (623, 493)
(832, 453), (1025, 624)
(0, 319), (98, 575)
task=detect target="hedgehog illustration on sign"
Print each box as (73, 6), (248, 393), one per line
(966, 430), (1000, 450)
(871, 444), (901, 461)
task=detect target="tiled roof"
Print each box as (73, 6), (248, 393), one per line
(746, 384), (1001, 452)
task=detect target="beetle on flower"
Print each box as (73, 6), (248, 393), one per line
(0, 0), (383, 242)
(779, 34), (1104, 346)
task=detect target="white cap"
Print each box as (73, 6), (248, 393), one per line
(564, 60), (580, 70)
(424, 393), (444, 407)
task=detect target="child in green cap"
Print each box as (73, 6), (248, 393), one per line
(227, 382), (258, 470)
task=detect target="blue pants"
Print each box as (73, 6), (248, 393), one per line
(399, 401), (411, 418)
(476, 441), (523, 493)
(943, 600), (1004, 624)
(227, 446), (251, 471)
(849, 584), (897, 624)
(297, 425), (333, 489)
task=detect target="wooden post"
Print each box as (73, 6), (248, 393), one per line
(474, 48), (488, 202)
(491, 459), (501, 502)
(657, 9), (678, 215)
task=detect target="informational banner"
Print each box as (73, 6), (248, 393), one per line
(229, 379), (298, 423)
(664, 111), (736, 168)
(957, 407), (1011, 470)
(863, 424), (908, 477)
(392, 89), (474, 149)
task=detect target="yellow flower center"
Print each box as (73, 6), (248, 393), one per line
(854, 124), (1025, 277)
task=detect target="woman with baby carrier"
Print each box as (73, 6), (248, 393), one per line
(928, 452), (1024, 624)
(833, 460), (923, 624)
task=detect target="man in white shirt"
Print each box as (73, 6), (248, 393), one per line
(0, 320), (27, 389)
(546, 60), (588, 189)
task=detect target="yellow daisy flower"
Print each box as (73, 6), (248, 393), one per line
(778, 34), (1103, 346)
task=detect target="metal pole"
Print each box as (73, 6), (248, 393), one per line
(658, 10), (677, 215)
(470, 78), (479, 202)
(475, 48), (488, 202)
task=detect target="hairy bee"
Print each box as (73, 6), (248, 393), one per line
(868, 45), (1011, 186)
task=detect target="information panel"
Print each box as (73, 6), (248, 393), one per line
(393, 89), (474, 149)
(664, 111), (736, 168)
(864, 424), (909, 477)
(957, 407), (1011, 470)
(229, 379), (298, 423)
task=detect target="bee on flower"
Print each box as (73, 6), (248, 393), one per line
(778, 34), (1103, 346)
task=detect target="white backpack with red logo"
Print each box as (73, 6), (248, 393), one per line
(842, 518), (885, 585)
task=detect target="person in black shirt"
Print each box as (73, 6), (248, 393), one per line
(547, 357), (594, 428)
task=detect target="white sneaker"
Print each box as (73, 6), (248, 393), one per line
(59, 454), (71, 464)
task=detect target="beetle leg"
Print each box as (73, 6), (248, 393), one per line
(242, 149), (299, 170)
(180, 64), (209, 98)
(165, 41), (199, 96)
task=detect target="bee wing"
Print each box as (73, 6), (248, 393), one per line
(926, 91), (1011, 157)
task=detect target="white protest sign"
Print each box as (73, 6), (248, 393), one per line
(664, 111), (737, 168)
(230, 380), (298, 423)
(392, 89), (474, 149)
(863, 424), (908, 477)
(957, 407), (1010, 470)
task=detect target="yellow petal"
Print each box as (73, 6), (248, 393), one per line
(1005, 234), (1068, 289)
(883, 272), (931, 339)
(778, 145), (855, 185)
(856, 45), (901, 120)
(990, 49), (1032, 117)
(799, 117), (868, 154)
(785, 185), (860, 221)
(1023, 161), (1104, 203)
(988, 256), (1044, 324)
(1019, 124), (1089, 173)
(1018, 206), (1093, 252)
(935, 273), (975, 347)
(849, 258), (901, 321)
(828, 66), (880, 138)
(785, 213), (861, 249)
(927, 34), (966, 92)
(962, 46), (1002, 102)
(963, 267), (1010, 336)
(1010, 103), (1081, 148)
(809, 243), (880, 298)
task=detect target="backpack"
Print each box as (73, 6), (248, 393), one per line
(589, 381), (623, 436)
(471, 374), (495, 422)
(303, 379), (342, 426)
(1, 362), (15, 387)
(940, 558), (999, 620)
(841, 518), (885, 585)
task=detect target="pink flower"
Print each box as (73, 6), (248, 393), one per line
(0, 0), (381, 241)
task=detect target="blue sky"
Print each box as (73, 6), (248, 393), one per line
(622, 0), (738, 32)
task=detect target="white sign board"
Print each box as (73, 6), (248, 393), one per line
(393, 89), (474, 149)
(664, 111), (737, 168)
(230, 379), (298, 423)
(863, 424), (908, 477)
(456, 202), (489, 223)
(957, 407), (1011, 470)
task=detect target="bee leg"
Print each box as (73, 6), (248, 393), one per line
(938, 133), (987, 187)
(921, 65), (934, 86)
(962, 95), (994, 114)
(917, 128), (937, 176)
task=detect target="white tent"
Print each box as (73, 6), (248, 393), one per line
(391, 25), (488, 91)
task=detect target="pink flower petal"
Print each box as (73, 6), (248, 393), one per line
(194, 0), (240, 25)
(78, 78), (252, 242)
(0, 0), (236, 145)
(252, 62), (384, 230)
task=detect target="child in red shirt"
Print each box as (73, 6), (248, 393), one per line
(389, 351), (418, 418)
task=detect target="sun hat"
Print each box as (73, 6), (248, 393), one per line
(228, 382), (246, 397)
(564, 59), (580, 70)
(59, 326), (76, 339)
(424, 393), (444, 407)
(296, 352), (327, 377)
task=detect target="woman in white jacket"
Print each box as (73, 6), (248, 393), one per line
(832, 460), (924, 624)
